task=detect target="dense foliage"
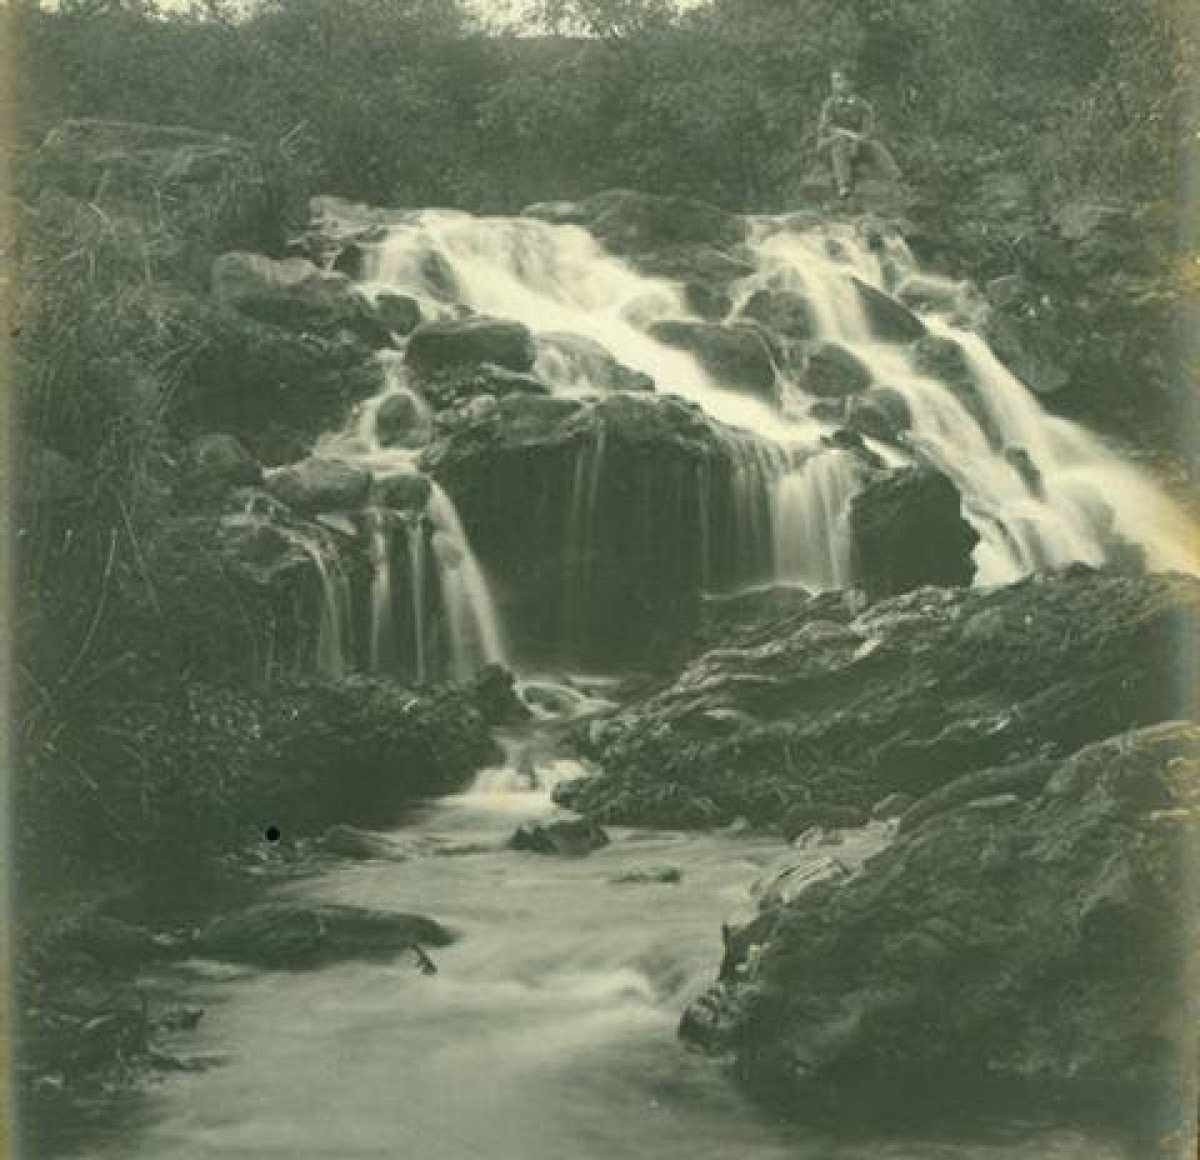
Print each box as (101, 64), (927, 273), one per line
(7, 0), (1197, 214)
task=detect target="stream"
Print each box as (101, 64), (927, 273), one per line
(78, 733), (1134, 1160)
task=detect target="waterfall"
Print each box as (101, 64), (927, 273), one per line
(774, 451), (861, 590)
(406, 519), (429, 684)
(563, 428), (607, 653)
(428, 481), (509, 679)
(366, 508), (393, 673)
(328, 200), (1196, 652)
(286, 528), (353, 678)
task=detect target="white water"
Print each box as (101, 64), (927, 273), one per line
(349, 208), (1196, 596)
(110, 751), (1133, 1160)
(284, 527), (353, 678)
(307, 353), (510, 681)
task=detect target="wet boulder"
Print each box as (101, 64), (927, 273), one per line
(536, 332), (654, 392)
(800, 341), (872, 398)
(680, 723), (1200, 1137)
(194, 902), (454, 969)
(848, 465), (979, 600)
(373, 292), (422, 336)
(737, 287), (816, 341)
(211, 251), (384, 342)
(683, 282), (732, 322)
(266, 457), (372, 514)
(375, 392), (427, 448)
(406, 317), (536, 378)
(509, 817), (610, 856)
(843, 388), (912, 444)
(850, 277), (926, 341)
(647, 320), (778, 404)
(185, 433), (262, 498)
(372, 470), (431, 512)
(424, 390), (763, 665)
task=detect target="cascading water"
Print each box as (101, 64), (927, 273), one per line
(299, 350), (510, 682)
(324, 201), (1198, 667)
(428, 481), (509, 680)
(284, 526), (353, 678)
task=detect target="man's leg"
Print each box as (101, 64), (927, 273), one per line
(830, 135), (857, 196)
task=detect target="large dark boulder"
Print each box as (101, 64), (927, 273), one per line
(850, 277), (926, 341)
(842, 388), (912, 444)
(405, 317), (536, 378)
(647, 320), (778, 404)
(265, 457), (372, 514)
(194, 903), (454, 969)
(848, 466), (979, 601)
(559, 568), (1200, 826)
(738, 288), (816, 341)
(422, 392), (785, 666)
(375, 393), (428, 449)
(800, 342), (873, 398)
(680, 723), (1200, 1139)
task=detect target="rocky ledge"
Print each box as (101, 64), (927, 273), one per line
(680, 722), (1200, 1143)
(558, 567), (1200, 827)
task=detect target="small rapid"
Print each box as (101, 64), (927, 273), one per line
(108, 727), (1131, 1160)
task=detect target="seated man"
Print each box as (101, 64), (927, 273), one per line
(817, 67), (900, 198)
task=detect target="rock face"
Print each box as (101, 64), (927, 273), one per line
(405, 317), (537, 378)
(680, 723), (1200, 1138)
(194, 903), (454, 969)
(557, 568), (1200, 827)
(848, 466), (979, 600)
(646, 320), (778, 404)
(422, 391), (786, 665)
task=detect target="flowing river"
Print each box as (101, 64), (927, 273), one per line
(88, 732), (1132, 1160)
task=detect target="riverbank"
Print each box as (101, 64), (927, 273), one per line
(14, 669), (519, 1156)
(41, 739), (1147, 1160)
